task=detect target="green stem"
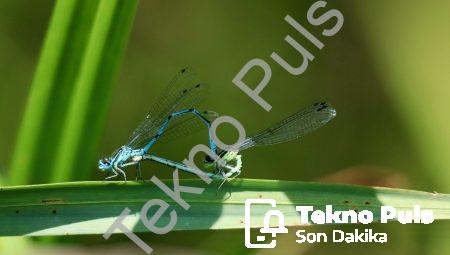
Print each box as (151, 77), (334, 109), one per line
(51, 0), (139, 182)
(9, 0), (100, 185)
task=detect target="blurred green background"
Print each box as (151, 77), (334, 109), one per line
(0, 0), (449, 254)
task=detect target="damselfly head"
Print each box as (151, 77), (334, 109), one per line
(98, 158), (112, 171)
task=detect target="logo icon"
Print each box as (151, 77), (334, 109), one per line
(245, 198), (288, 248)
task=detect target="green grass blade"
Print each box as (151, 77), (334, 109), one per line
(9, 0), (100, 185)
(0, 179), (448, 236)
(51, 0), (139, 182)
(9, 0), (138, 185)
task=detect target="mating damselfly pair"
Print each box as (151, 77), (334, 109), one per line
(98, 68), (336, 183)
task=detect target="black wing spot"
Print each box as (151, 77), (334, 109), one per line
(195, 84), (201, 88)
(181, 68), (186, 73)
(52, 209), (57, 214)
(317, 105), (328, 111)
(182, 89), (188, 94)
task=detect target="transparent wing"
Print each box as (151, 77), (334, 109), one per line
(238, 102), (336, 151)
(126, 68), (208, 149)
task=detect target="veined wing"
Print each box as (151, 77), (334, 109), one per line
(126, 68), (208, 149)
(238, 102), (336, 151)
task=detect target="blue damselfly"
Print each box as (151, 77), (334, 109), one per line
(98, 69), (336, 182)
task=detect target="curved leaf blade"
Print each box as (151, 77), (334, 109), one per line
(0, 179), (448, 236)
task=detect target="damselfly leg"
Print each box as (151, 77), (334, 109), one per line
(136, 162), (142, 181)
(105, 166), (126, 180)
